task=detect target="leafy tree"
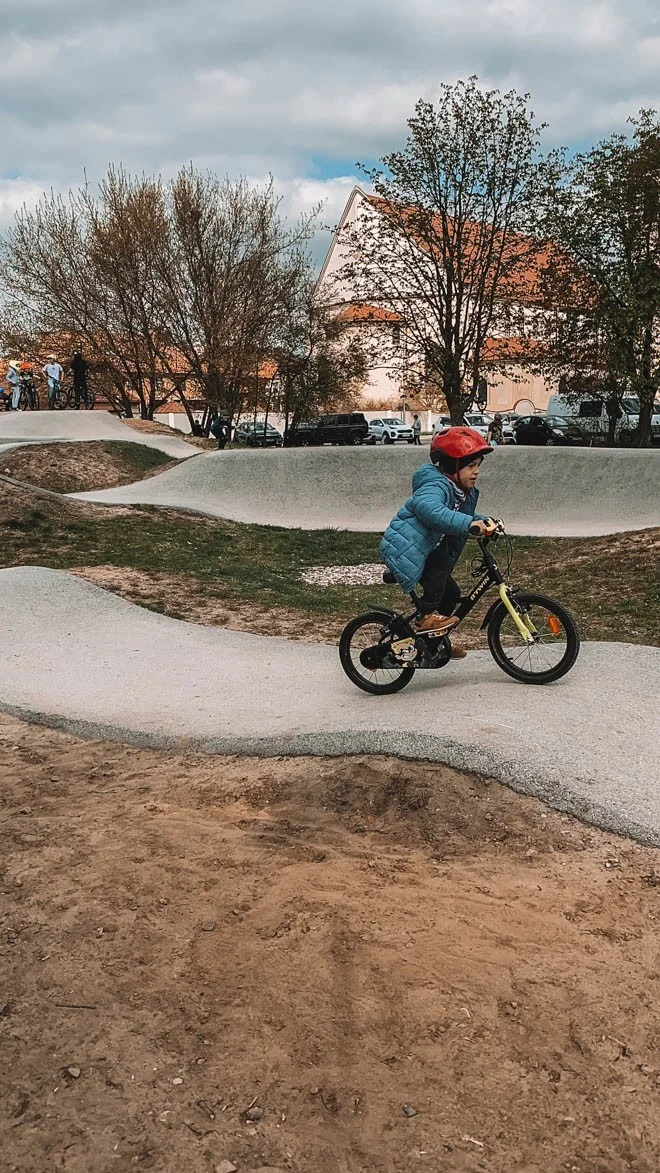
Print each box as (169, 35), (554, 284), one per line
(537, 110), (660, 446)
(332, 77), (548, 422)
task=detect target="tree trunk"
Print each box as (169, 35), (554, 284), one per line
(605, 395), (620, 447)
(173, 381), (197, 432)
(445, 378), (464, 424)
(635, 395), (653, 447)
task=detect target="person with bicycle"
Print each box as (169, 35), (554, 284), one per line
(380, 428), (499, 655)
(6, 360), (21, 410)
(42, 354), (64, 409)
(70, 349), (89, 408)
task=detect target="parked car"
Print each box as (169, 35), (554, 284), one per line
(546, 394), (660, 445)
(432, 412), (515, 443)
(285, 412), (373, 446)
(513, 414), (586, 446)
(368, 417), (414, 444)
(234, 420), (283, 447)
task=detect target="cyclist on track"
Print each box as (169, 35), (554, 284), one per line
(42, 354), (64, 409)
(380, 427), (499, 656)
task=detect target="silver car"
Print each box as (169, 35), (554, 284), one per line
(368, 417), (415, 444)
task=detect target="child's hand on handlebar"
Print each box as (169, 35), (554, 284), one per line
(469, 517), (504, 537)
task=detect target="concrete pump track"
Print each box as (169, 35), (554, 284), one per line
(0, 414), (658, 842)
(72, 443), (660, 537)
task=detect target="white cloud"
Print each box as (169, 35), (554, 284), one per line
(0, 179), (53, 228)
(0, 0), (658, 253)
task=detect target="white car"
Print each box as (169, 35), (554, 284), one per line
(432, 412), (515, 443)
(368, 417), (414, 444)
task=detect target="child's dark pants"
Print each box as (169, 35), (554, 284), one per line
(418, 546), (461, 616)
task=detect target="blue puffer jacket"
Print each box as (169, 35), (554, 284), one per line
(380, 463), (484, 593)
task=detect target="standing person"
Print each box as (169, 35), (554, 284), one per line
(487, 413), (504, 446)
(210, 413), (229, 449)
(70, 350), (89, 408)
(42, 354), (64, 409)
(412, 414), (422, 445)
(6, 360), (21, 410)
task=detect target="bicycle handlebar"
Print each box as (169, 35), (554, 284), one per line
(468, 518), (505, 539)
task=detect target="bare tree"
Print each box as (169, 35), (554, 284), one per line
(81, 168), (171, 418)
(272, 265), (369, 437)
(154, 170), (317, 430)
(332, 77), (549, 422)
(0, 169), (172, 418)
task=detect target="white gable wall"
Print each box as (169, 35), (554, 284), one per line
(317, 187), (555, 414)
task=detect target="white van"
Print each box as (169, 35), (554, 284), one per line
(546, 394), (660, 444)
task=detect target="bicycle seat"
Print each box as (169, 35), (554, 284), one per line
(382, 569), (396, 584)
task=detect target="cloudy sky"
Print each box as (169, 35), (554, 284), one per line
(1, 0), (658, 256)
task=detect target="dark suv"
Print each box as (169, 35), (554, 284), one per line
(286, 412), (373, 447)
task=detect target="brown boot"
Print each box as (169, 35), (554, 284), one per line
(450, 642), (467, 659)
(415, 612), (459, 635)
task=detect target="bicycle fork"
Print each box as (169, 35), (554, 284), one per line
(498, 584), (536, 643)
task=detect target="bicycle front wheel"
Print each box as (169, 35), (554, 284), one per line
(487, 592), (580, 684)
(339, 611), (416, 695)
(66, 386), (95, 409)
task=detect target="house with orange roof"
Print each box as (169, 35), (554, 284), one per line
(316, 187), (557, 417)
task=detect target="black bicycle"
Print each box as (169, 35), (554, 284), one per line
(17, 375), (40, 411)
(66, 381), (96, 410)
(339, 524), (580, 694)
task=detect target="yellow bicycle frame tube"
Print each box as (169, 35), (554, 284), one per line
(498, 584), (535, 643)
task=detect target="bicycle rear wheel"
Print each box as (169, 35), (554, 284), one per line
(487, 592), (580, 684)
(339, 611), (416, 695)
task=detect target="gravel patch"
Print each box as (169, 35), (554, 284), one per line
(300, 563), (385, 586)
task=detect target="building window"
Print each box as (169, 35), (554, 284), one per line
(392, 322), (401, 349)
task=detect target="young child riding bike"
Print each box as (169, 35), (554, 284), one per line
(380, 427), (499, 657)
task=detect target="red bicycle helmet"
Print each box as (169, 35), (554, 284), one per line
(430, 426), (493, 475)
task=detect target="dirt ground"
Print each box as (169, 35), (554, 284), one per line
(69, 565), (345, 643)
(2, 713), (659, 1173)
(67, 564), (491, 648)
(122, 418), (214, 450)
(0, 442), (178, 495)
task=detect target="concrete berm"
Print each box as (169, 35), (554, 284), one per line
(73, 445), (660, 536)
(0, 410), (196, 460)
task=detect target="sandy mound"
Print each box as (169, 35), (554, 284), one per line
(2, 713), (659, 1173)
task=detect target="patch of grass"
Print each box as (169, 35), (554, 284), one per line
(106, 441), (173, 476)
(1, 441), (173, 494)
(1, 483), (657, 645)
